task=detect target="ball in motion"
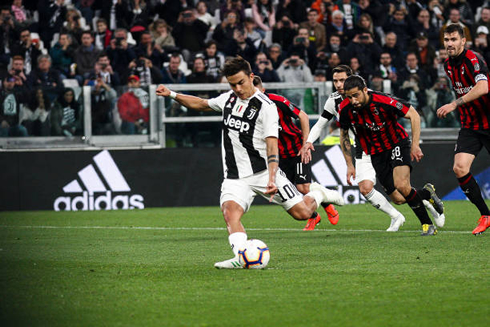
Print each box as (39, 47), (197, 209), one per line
(238, 239), (270, 269)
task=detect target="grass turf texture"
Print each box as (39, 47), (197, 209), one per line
(0, 201), (489, 326)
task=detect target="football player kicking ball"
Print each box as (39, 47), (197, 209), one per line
(156, 57), (344, 269)
(338, 75), (442, 236)
(253, 76), (339, 230)
(300, 65), (445, 231)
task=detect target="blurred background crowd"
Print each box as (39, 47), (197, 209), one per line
(1, 0), (488, 139)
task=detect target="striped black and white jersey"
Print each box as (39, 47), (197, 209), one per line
(208, 89), (279, 179)
(322, 91), (344, 120)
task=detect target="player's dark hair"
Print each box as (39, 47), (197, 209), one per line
(222, 56), (252, 77)
(444, 24), (465, 38)
(343, 75), (367, 91)
(332, 65), (353, 76)
(253, 75), (262, 87)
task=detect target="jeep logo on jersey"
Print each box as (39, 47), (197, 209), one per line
(223, 115), (250, 133)
(53, 150), (145, 211)
(311, 145), (365, 204)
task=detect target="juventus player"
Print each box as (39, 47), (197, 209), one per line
(156, 57), (344, 268)
(253, 76), (340, 231)
(437, 24), (490, 235)
(299, 65), (445, 231)
(339, 75), (443, 236)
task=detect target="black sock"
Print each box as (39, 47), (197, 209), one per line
(417, 188), (430, 201)
(458, 172), (490, 216)
(321, 203), (328, 209)
(310, 211), (319, 219)
(404, 188), (432, 225)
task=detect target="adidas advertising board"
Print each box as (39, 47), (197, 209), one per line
(54, 150), (144, 211)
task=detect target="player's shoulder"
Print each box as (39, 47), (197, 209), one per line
(338, 97), (351, 114)
(254, 91), (275, 106)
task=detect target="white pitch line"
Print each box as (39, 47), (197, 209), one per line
(0, 225), (472, 234)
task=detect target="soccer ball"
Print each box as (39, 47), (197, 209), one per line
(238, 239), (270, 269)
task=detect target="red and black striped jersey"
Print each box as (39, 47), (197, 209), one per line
(339, 90), (410, 155)
(444, 49), (490, 130)
(267, 93), (304, 159)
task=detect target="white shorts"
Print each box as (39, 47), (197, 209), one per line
(220, 169), (304, 213)
(355, 152), (377, 185)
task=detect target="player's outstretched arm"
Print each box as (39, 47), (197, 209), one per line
(437, 79), (488, 118)
(339, 128), (355, 185)
(299, 116), (330, 163)
(404, 106), (423, 162)
(156, 84), (212, 111)
(265, 136), (279, 201)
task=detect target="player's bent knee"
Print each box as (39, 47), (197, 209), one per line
(296, 184), (310, 195)
(287, 203), (311, 221)
(221, 201), (244, 223)
(358, 183), (373, 196)
(453, 163), (469, 178)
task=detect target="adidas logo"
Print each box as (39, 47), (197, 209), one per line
(54, 150), (145, 211)
(311, 145), (365, 204)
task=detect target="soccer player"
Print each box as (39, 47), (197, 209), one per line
(437, 24), (490, 235)
(253, 76), (340, 230)
(156, 57), (344, 269)
(300, 65), (445, 231)
(338, 75), (443, 236)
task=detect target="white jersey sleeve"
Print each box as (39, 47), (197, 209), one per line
(208, 90), (234, 112)
(260, 100), (279, 139)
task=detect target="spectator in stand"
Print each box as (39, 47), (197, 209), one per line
(350, 13), (381, 46)
(61, 8), (86, 45)
(11, 28), (41, 75)
(91, 0), (128, 31)
(325, 33), (348, 63)
(358, 0), (385, 27)
(382, 31), (405, 70)
(439, 9), (473, 45)
(50, 87), (81, 136)
(426, 76), (458, 127)
(288, 27), (317, 71)
(252, 0), (277, 42)
(324, 52), (342, 79)
(173, 8), (210, 62)
(404, 0), (424, 22)
(472, 26), (490, 64)
(21, 87), (51, 136)
(253, 51), (280, 82)
(473, 6), (490, 36)
(86, 70), (117, 135)
(94, 19), (113, 51)
(275, 0), (307, 25)
(326, 10), (349, 45)
(272, 13), (296, 52)
(161, 52), (186, 84)
(299, 9), (327, 52)
(224, 27), (258, 64)
(74, 31), (101, 85)
(134, 31), (166, 70)
(203, 40), (225, 80)
(195, 0), (217, 31)
(244, 17), (266, 52)
(213, 10), (242, 53)
(150, 19), (176, 50)
(117, 75), (149, 135)
(27, 54), (63, 102)
(267, 43), (285, 70)
(398, 52), (431, 93)
(346, 30), (382, 77)
(277, 53), (313, 108)
(311, 0), (338, 25)
(443, 0), (474, 27)
(0, 6), (16, 73)
(11, 0), (32, 27)
(397, 73), (428, 127)
(95, 52), (121, 87)
(38, 0), (67, 50)
(154, 0), (193, 27)
(375, 52), (398, 89)
(408, 32), (437, 80)
(117, 0), (151, 30)
(129, 55), (163, 86)
(428, 0), (446, 30)
(106, 28), (137, 83)
(383, 6), (412, 52)
(411, 9), (440, 49)
(187, 56), (215, 84)
(49, 32), (76, 79)
(0, 75), (28, 137)
(335, 0), (362, 30)
(349, 56), (366, 78)
(8, 55), (29, 93)
(220, 0), (246, 24)
(433, 47), (449, 79)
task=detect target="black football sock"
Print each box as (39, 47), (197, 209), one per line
(321, 203), (328, 209)
(458, 172), (490, 215)
(310, 211), (319, 219)
(404, 188), (433, 225)
(417, 188), (431, 201)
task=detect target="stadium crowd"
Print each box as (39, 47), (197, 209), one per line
(0, 0), (489, 138)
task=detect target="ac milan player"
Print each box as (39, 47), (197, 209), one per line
(339, 75), (444, 236)
(253, 76), (340, 230)
(437, 24), (490, 235)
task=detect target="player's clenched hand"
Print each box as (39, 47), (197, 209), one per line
(265, 181), (278, 202)
(411, 145), (424, 162)
(298, 142), (315, 163)
(156, 84), (171, 97)
(346, 165), (356, 186)
(436, 103), (456, 118)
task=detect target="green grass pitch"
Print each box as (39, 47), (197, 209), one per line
(1, 201), (489, 326)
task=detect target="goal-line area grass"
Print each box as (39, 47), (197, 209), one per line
(0, 200), (488, 326)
